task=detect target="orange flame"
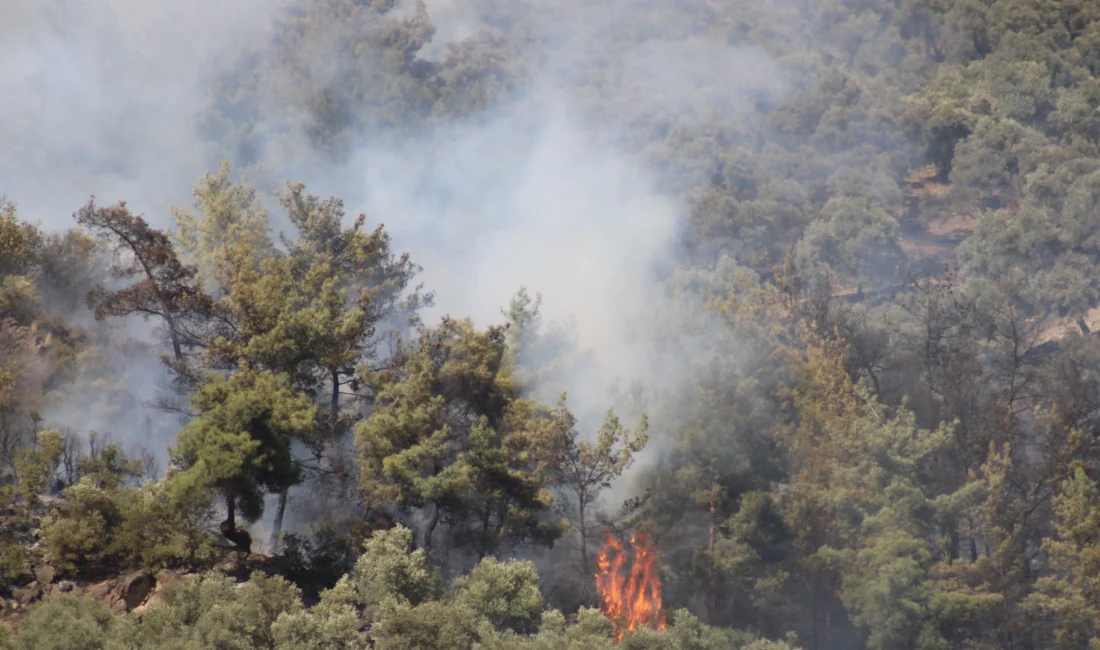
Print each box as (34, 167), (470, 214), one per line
(595, 529), (667, 641)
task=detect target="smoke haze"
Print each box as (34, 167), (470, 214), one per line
(2, 0), (787, 531)
(1, 0), (286, 225)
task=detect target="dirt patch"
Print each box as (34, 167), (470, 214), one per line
(1034, 307), (1100, 347)
(905, 164), (951, 197)
(898, 233), (959, 261)
(926, 213), (977, 238)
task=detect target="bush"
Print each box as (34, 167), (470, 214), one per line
(39, 471), (217, 575)
(0, 542), (28, 591)
(16, 594), (113, 650)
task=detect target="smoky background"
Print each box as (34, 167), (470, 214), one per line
(2, 2), (841, 618)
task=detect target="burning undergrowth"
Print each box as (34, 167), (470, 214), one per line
(595, 529), (667, 641)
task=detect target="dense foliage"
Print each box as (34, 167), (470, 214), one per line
(4, 0), (1100, 647)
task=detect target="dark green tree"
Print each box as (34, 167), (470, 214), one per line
(169, 368), (315, 549)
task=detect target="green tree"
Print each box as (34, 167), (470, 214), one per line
(552, 401), (648, 591)
(949, 117), (1049, 209)
(778, 332), (958, 649)
(962, 165), (1100, 327)
(353, 525), (442, 608)
(194, 179), (426, 547)
(103, 571), (305, 650)
(169, 368), (316, 548)
(270, 576), (362, 650)
(75, 199), (209, 363)
(0, 199), (36, 281)
(12, 428), (63, 519)
(356, 317), (563, 559)
(171, 161), (275, 294)
(1027, 467), (1100, 648)
(450, 557), (544, 635)
(15, 594), (113, 650)
(39, 441), (217, 574)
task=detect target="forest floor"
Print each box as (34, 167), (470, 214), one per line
(899, 164), (972, 270)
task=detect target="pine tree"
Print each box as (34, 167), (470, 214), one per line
(169, 367), (316, 550)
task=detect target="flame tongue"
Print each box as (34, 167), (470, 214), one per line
(595, 530), (667, 641)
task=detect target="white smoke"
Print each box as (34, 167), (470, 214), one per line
(1, 0), (789, 536)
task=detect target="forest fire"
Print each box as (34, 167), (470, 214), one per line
(595, 530), (667, 641)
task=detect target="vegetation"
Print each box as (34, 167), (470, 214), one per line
(3, 0), (1100, 647)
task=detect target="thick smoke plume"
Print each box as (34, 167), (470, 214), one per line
(1, 0), (286, 225)
(2, 0), (787, 536)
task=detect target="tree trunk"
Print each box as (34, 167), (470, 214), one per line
(578, 503), (589, 578)
(708, 500), (718, 624)
(220, 493), (253, 553)
(225, 492), (236, 529)
(331, 368), (341, 418)
(810, 575), (819, 650)
(165, 315), (183, 362)
(423, 504), (440, 556)
(479, 506), (492, 560)
(270, 489), (289, 552)
(1077, 316), (1091, 336)
(129, 245), (182, 363)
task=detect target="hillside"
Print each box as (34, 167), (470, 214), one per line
(3, 0), (1100, 648)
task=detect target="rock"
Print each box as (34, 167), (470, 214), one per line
(57, 580), (75, 593)
(33, 564), (56, 586)
(150, 571), (182, 600)
(218, 551), (258, 578)
(84, 580), (114, 602)
(220, 520), (253, 553)
(119, 572), (157, 612)
(109, 597), (128, 615)
(156, 570), (184, 589)
(13, 581), (41, 605)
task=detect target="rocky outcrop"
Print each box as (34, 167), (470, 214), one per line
(0, 551), (288, 627)
(220, 519), (253, 553)
(32, 565), (55, 587)
(116, 572), (157, 614)
(2, 569), (160, 618)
